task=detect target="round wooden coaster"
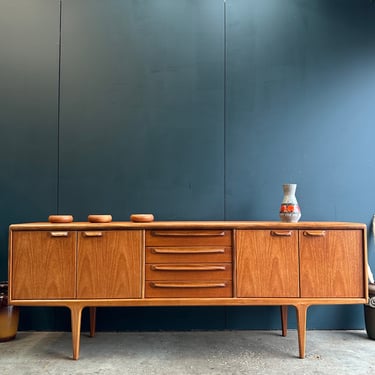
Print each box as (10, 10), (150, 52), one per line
(88, 214), (113, 223)
(48, 215), (73, 223)
(130, 214), (154, 223)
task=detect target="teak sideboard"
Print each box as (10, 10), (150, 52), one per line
(8, 221), (368, 360)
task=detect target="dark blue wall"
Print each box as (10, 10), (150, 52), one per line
(59, 0), (225, 220)
(1, 0), (375, 332)
(0, 1), (60, 275)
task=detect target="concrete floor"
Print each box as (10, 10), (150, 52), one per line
(1, 330), (374, 374)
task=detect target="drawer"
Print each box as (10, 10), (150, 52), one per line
(145, 281), (233, 298)
(146, 263), (232, 281)
(146, 246), (232, 263)
(145, 230), (232, 246)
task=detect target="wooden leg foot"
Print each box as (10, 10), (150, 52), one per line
(70, 305), (83, 360)
(280, 305), (288, 337)
(295, 304), (309, 359)
(89, 307), (97, 338)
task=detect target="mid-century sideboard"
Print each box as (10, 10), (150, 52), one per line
(8, 221), (368, 360)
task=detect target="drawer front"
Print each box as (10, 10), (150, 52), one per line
(145, 230), (232, 246)
(146, 263), (232, 281)
(145, 281), (233, 298)
(146, 246), (232, 263)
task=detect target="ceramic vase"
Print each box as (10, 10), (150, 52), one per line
(0, 281), (19, 342)
(279, 184), (301, 223)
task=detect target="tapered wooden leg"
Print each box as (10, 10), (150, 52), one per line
(89, 307), (97, 337)
(295, 304), (309, 359)
(70, 305), (83, 360)
(280, 305), (288, 337)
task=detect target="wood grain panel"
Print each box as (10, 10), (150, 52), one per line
(146, 263), (232, 281)
(299, 230), (365, 297)
(146, 246), (232, 263)
(145, 230), (232, 246)
(236, 230), (299, 297)
(11, 231), (76, 299)
(77, 230), (142, 298)
(145, 281), (232, 298)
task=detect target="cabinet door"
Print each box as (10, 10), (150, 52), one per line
(300, 230), (365, 298)
(236, 230), (299, 297)
(77, 230), (142, 298)
(11, 231), (76, 299)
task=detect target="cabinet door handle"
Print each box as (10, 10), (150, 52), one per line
(270, 231), (292, 237)
(151, 248), (226, 255)
(150, 265), (227, 272)
(303, 231), (326, 237)
(50, 231), (69, 237)
(150, 282), (227, 289)
(151, 231), (225, 237)
(83, 232), (103, 237)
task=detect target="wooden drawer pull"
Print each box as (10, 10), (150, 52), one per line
(82, 232), (103, 237)
(303, 231), (326, 237)
(50, 231), (69, 237)
(151, 231), (225, 237)
(151, 248), (225, 255)
(150, 265), (227, 272)
(271, 231), (292, 237)
(150, 282), (227, 289)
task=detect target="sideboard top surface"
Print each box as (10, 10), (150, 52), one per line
(9, 221), (367, 231)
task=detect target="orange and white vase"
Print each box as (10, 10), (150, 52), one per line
(279, 184), (301, 222)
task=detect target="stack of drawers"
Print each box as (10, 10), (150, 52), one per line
(145, 230), (233, 298)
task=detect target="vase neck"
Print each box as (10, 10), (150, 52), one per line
(283, 184), (297, 195)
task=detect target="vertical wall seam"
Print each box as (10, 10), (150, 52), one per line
(57, 0), (62, 213)
(223, 0), (227, 220)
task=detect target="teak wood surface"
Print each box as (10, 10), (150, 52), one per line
(8, 221), (368, 360)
